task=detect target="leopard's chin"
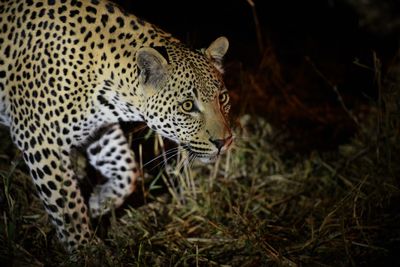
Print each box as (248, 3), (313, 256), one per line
(197, 154), (218, 163)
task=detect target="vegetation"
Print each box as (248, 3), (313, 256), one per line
(0, 51), (399, 266)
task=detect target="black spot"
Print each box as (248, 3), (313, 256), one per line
(48, 204), (58, 212)
(89, 145), (101, 155)
(97, 94), (115, 110)
(54, 218), (63, 226)
(64, 214), (71, 224)
(103, 138), (110, 146)
(47, 181), (57, 190)
(60, 188), (67, 196)
(96, 160), (106, 167)
(31, 170), (37, 180)
(86, 6), (97, 14)
(50, 161), (57, 169)
(62, 115), (69, 123)
(48, 9), (55, 19)
(41, 184), (52, 197)
(56, 198), (65, 208)
(84, 31), (92, 42)
(37, 168), (45, 179)
(42, 148), (51, 158)
(116, 17), (124, 28)
(43, 165), (51, 175)
(57, 137), (63, 146)
(105, 3), (114, 13)
(101, 14), (108, 27)
(34, 151), (42, 162)
(109, 25), (116, 34)
(70, 10), (79, 17)
(85, 15), (96, 24)
(58, 5), (67, 14)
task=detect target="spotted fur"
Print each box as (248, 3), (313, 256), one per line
(0, 0), (232, 251)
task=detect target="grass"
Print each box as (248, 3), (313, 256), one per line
(1, 55), (400, 266)
(1, 107), (399, 266)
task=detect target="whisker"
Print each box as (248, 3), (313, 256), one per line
(181, 153), (192, 171)
(143, 147), (180, 167)
(189, 154), (197, 168)
(128, 124), (152, 135)
(148, 150), (180, 172)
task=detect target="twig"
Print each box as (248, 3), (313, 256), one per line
(319, 160), (355, 189)
(186, 237), (235, 243)
(246, 0), (264, 54)
(305, 56), (360, 127)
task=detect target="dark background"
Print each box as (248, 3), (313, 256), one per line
(114, 0), (399, 66)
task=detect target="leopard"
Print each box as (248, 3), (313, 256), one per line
(0, 0), (233, 251)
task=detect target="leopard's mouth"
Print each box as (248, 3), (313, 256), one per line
(182, 143), (219, 163)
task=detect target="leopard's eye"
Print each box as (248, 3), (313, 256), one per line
(219, 92), (229, 105)
(181, 100), (195, 112)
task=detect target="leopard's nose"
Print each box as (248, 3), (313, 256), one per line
(210, 135), (233, 152)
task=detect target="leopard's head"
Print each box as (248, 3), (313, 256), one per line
(137, 37), (233, 162)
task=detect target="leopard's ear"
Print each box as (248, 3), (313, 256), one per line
(136, 47), (168, 91)
(204, 36), (229, 73)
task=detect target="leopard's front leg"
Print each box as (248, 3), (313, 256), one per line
(86, 124), (140, 218)
(22, 146), (94, 251)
